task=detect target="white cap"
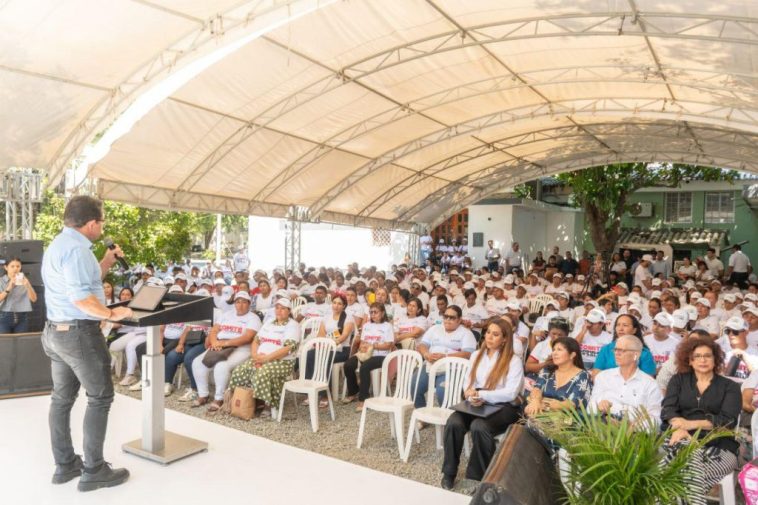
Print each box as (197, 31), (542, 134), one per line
(505, 300), (522, 311)
(556, 291), (570, 300)
(723, 294), (737, 303)
(493, 281), (505, 290)
(586, 309), (606, 324)
(552, 273), (562, 279)
(174, 273), (188, 281)
(463, 281), (475, 289)
(628, 304), (643, 315)
(200, 278), (212, 286)
(410, 278), (422, 287)
(577, 275), (585, 281)
(436, 281), (448, 290)
(616, 282), (628, 291)
(146, 277), (164, 286)
(725, 316), (748, 332)
(695, 298), (711, 308)
(671, 312), (689, 329)
(652, 278), (662, 286)
(195, 288), (210, 297)
(449, 270), (459, 276)
(584, 300), (598, 308)
(504, 274), (514, 284)
(690, 291), (701, 300)
(163, 275), (174, 284)
(650, 290), (662, 299)
(275, 298), (292, 309)
(221, 286), (234, 297)
(234, 291), (251, 302)
(746, 293), (758, 302)
(213, 278), (226, 285)
(545, 300), (560, 309)
(168, 285), (184, 294)
(484, 280), (494, 288)
(743, 305), (758, 317)
(642, 254), (654, 262)
(654, 312), (673, 327)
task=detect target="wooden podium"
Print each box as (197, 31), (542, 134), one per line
(112, 292), (214, 465)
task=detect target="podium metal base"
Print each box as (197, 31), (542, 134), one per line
(122, 431), (208, 465)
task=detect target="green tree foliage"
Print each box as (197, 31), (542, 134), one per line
(33, 191), (246, 265)
(556, 163), (738, 260)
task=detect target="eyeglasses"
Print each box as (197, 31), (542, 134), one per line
(613, 348), (636, 354)
(369, 310), (380, 315)
(725, 329), (741, 335)
(692, 353), (714, 360)
(443, 314), (458, 320)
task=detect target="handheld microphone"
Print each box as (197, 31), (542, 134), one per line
(103, 237), (130, 271)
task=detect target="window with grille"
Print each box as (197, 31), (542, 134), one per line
(372, 228), (391, 246)
(664, 192), (692, 224)
(704, 192), (735, 224)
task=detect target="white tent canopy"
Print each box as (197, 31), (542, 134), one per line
(5, 0), (758, 231)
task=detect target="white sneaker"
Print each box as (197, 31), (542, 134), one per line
(128, 380), (143, 391)
(178, 389), (198, 402)
(119, 375), (138, 387)
(164, 383), (174, 397)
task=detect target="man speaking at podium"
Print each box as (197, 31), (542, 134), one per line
(41, 195), (134, 492)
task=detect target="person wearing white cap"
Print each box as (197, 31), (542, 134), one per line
(570, 300), (599, 337)
(191, 291), (262, 412)
(227, 297), (300, 417)
(485, 284), (508, 317)
(643, 312), (679, 374)
(574, 309), (612, 369)
(692, 298), (719, 339)
(554, 292), (575, 322)
(633, 255), (654, 293)
(544, 273), (564, 295)
(589, 334), (663, 424)
(744, 305), (758, 348)
(721, 316), (758, 383)
(503, 300), (529, 357)
(524, 273), (543, 297)
(721, 294), (740, 322)
(502, 274), (516, 299)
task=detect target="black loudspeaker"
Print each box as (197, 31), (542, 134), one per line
(27, 285), (46, 333)
(0, 240), (44, 264)
(19, 262), (42, 286)
(469, 424), (562, 505)
(0, 332), (52, 398)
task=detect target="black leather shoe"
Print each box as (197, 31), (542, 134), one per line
(441, 474), (455, 490)
(77, 463), (129, 492)
(52, 454), (83, 484)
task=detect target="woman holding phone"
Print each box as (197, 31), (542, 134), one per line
(0, 257), (38, 333)
(440, 318), (524, 490)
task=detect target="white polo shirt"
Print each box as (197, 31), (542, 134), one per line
(729, 251), (751, 273)
(420, 325), (477, 356)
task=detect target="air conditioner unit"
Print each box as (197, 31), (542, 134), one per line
(629, 202), (654, 218)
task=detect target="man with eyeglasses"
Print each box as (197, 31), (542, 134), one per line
(589, 335), (663, 424)
(413, 305), (477, 408)
(41, 195), (134, 491)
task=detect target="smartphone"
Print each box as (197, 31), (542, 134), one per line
(15, 273), (24, 285)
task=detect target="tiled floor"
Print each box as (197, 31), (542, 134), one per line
(0, 393), (469, 505)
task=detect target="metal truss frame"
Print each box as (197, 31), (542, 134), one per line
(46, 0), (332, 186)
(94, 179), (419, 233)
(424, 150), (758, 229)
(307, 95), (758, 220)
(360, 120), (758, 220)
(2, 169), (44, 240)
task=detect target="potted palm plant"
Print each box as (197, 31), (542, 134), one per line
(529, 407), (731, 505)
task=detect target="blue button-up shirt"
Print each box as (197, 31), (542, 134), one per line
(41, 227), (105, 321)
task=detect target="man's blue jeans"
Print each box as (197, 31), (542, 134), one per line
(412, 365), (446, 408)
(41, 320), (113, 469)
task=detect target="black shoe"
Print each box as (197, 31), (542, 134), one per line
(441, 474), (455, 490)
(77, 463), (129, 492)
(52, 454), (83, 484)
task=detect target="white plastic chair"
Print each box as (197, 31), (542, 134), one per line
(299, 317), (322, 343)
(535, 293), (554, 309)
(402, 357), (470, 462)
(291, 296), (307, 317)
(277, 337), (337, 432)
(357, 350), (423, 457)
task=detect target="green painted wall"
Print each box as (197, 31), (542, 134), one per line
(620, 189), (758, 263)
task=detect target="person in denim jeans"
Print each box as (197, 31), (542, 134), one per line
(40, 195), (134, 492)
